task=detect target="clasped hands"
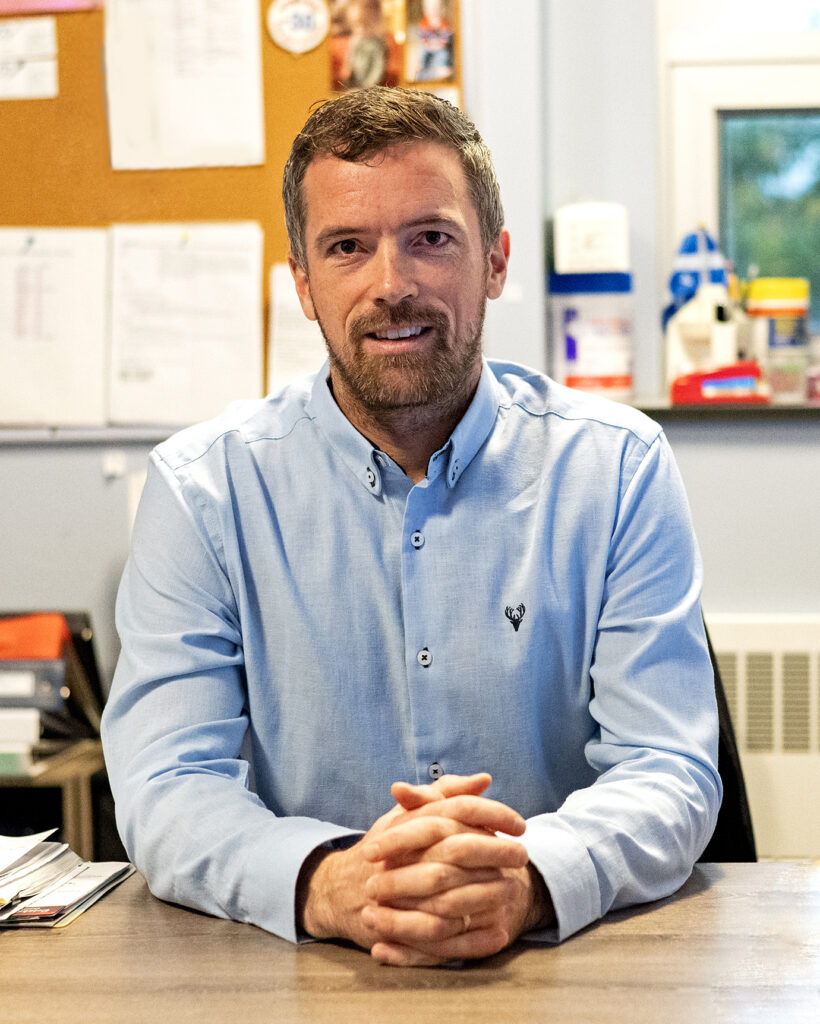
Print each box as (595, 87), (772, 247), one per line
(298, 772), (553, 967)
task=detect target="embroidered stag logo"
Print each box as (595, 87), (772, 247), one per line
(505, 604), (526, 632)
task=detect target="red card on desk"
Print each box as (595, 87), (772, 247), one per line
(8, 904), (63, 920)
(0, 614), (71, 661)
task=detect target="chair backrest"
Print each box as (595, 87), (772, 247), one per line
(698, 622), (757, 862)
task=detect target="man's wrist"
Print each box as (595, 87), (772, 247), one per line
(523, 862), (555, 932)
(295, 845), (337, 938)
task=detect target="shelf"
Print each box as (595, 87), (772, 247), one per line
(0, 426), (178, 446)
(2, 402), (820, 445)
(634, 400), (820, 420)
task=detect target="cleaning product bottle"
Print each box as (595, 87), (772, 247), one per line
(746, 278), (810, 403)
(549, 271), (633, 402)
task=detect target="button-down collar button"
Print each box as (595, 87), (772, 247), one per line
(417, 648), (432, 668)
(411, 530), (424, 549)
(366, 467), (377, 487)
(427, 444), (450, 482)
(429, 762), (443, 779)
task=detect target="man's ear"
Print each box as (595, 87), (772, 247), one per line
(288, 254), (318, 321)
(485, 229), (510, 300)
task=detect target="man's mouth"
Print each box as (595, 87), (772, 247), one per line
(370, 326), (427, 341)
(350, 303), (449, 348)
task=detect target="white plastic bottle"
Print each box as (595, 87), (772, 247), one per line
(549, 272), (633, 402)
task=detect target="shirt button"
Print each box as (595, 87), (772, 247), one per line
(366, 467), (376, 487)
(417, 648), (432, 668)
(429, 762), (443, 779)
(411, 530), (424, 549)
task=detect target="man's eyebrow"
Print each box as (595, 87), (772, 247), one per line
(314, 215), (465, 248)
(404, 213), (464, 228)
(311, 224), (362, 247)
(314, 226), (363, 247)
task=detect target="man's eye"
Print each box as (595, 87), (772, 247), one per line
(335, 239), (358, 255)
(423, 230), (446, 246)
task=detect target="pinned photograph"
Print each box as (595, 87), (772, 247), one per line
(329, 0), (402, 91)
(405, 0), (455, 83)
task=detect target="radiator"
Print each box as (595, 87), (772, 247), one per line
(706, 614), (820, 858)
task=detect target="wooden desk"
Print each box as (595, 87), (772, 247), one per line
(1, 862), (818, 1023)
(0, 739), (104, 860)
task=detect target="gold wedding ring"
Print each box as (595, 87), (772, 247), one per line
(461, 914), (471, 934)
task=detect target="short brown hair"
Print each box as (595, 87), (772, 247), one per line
(283, 86), (504, 267)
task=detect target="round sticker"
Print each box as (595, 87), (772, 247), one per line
(267, 0), (329, 55)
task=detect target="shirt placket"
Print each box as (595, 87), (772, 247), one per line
(400, 476), (448, 783)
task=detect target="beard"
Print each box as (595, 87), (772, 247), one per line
(316, 298), (486, 415)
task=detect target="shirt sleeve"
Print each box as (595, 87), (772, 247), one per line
(101, 454), (361, 943)
(518, 430), (722, 943)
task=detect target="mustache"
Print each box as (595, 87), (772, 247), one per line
(349, 302), (449, 342)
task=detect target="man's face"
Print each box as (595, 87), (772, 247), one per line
(290, 141), (508, 425)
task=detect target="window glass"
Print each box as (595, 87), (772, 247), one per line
(719, 110), (820, 331)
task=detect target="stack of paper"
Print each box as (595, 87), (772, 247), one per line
(0, 830), (133, 928)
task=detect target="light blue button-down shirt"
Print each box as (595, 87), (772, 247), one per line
(102, 359), (721, 944)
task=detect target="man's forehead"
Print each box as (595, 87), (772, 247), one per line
(304, 140), (464, 183)
(301, 141), (471, 218)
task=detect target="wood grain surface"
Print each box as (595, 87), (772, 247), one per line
(1, 862), (818, 1023)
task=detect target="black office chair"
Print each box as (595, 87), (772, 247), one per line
(698, 623), (757, 862)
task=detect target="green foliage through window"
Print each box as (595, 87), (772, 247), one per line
(719, 110), (820, 330)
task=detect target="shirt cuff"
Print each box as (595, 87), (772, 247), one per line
(516, 815), (601, 943)
(242, 820), (363, 943)
(293, 831), (364, 943)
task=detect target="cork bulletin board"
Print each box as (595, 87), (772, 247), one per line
(0, 7), (329, 320)
(0, 2), (462, 394)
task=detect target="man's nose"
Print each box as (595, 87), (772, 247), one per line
(371, 242), (418, 305)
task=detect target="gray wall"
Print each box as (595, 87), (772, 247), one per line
(543, 0), (662, 398)
(658, 415), (820, 615)
(462, 0), (546, 371)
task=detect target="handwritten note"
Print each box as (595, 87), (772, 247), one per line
(108, 222), (264, 425)
(104, 0), (265, 169)
(0, 16), (57, 99)
(0, 229), (108, 425)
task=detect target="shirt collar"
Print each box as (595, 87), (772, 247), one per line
(307, 362), (387, 496)
(307, 358), (502, 495)
(431, 358), (502, 488)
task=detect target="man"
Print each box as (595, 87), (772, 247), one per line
(101, 87), (721, 967)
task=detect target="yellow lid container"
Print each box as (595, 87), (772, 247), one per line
(746, 277), (810, 316)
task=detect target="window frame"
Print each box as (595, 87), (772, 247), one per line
(658, 27), (820, 301)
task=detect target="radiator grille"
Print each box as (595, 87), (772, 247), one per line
(705, 615), (820, 857)
(707, 615), (820, 755)
(783, 653), (811, 752)
(745, 653), (775, 751)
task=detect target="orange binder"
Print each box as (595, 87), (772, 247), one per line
(0, 614), (72, 661)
